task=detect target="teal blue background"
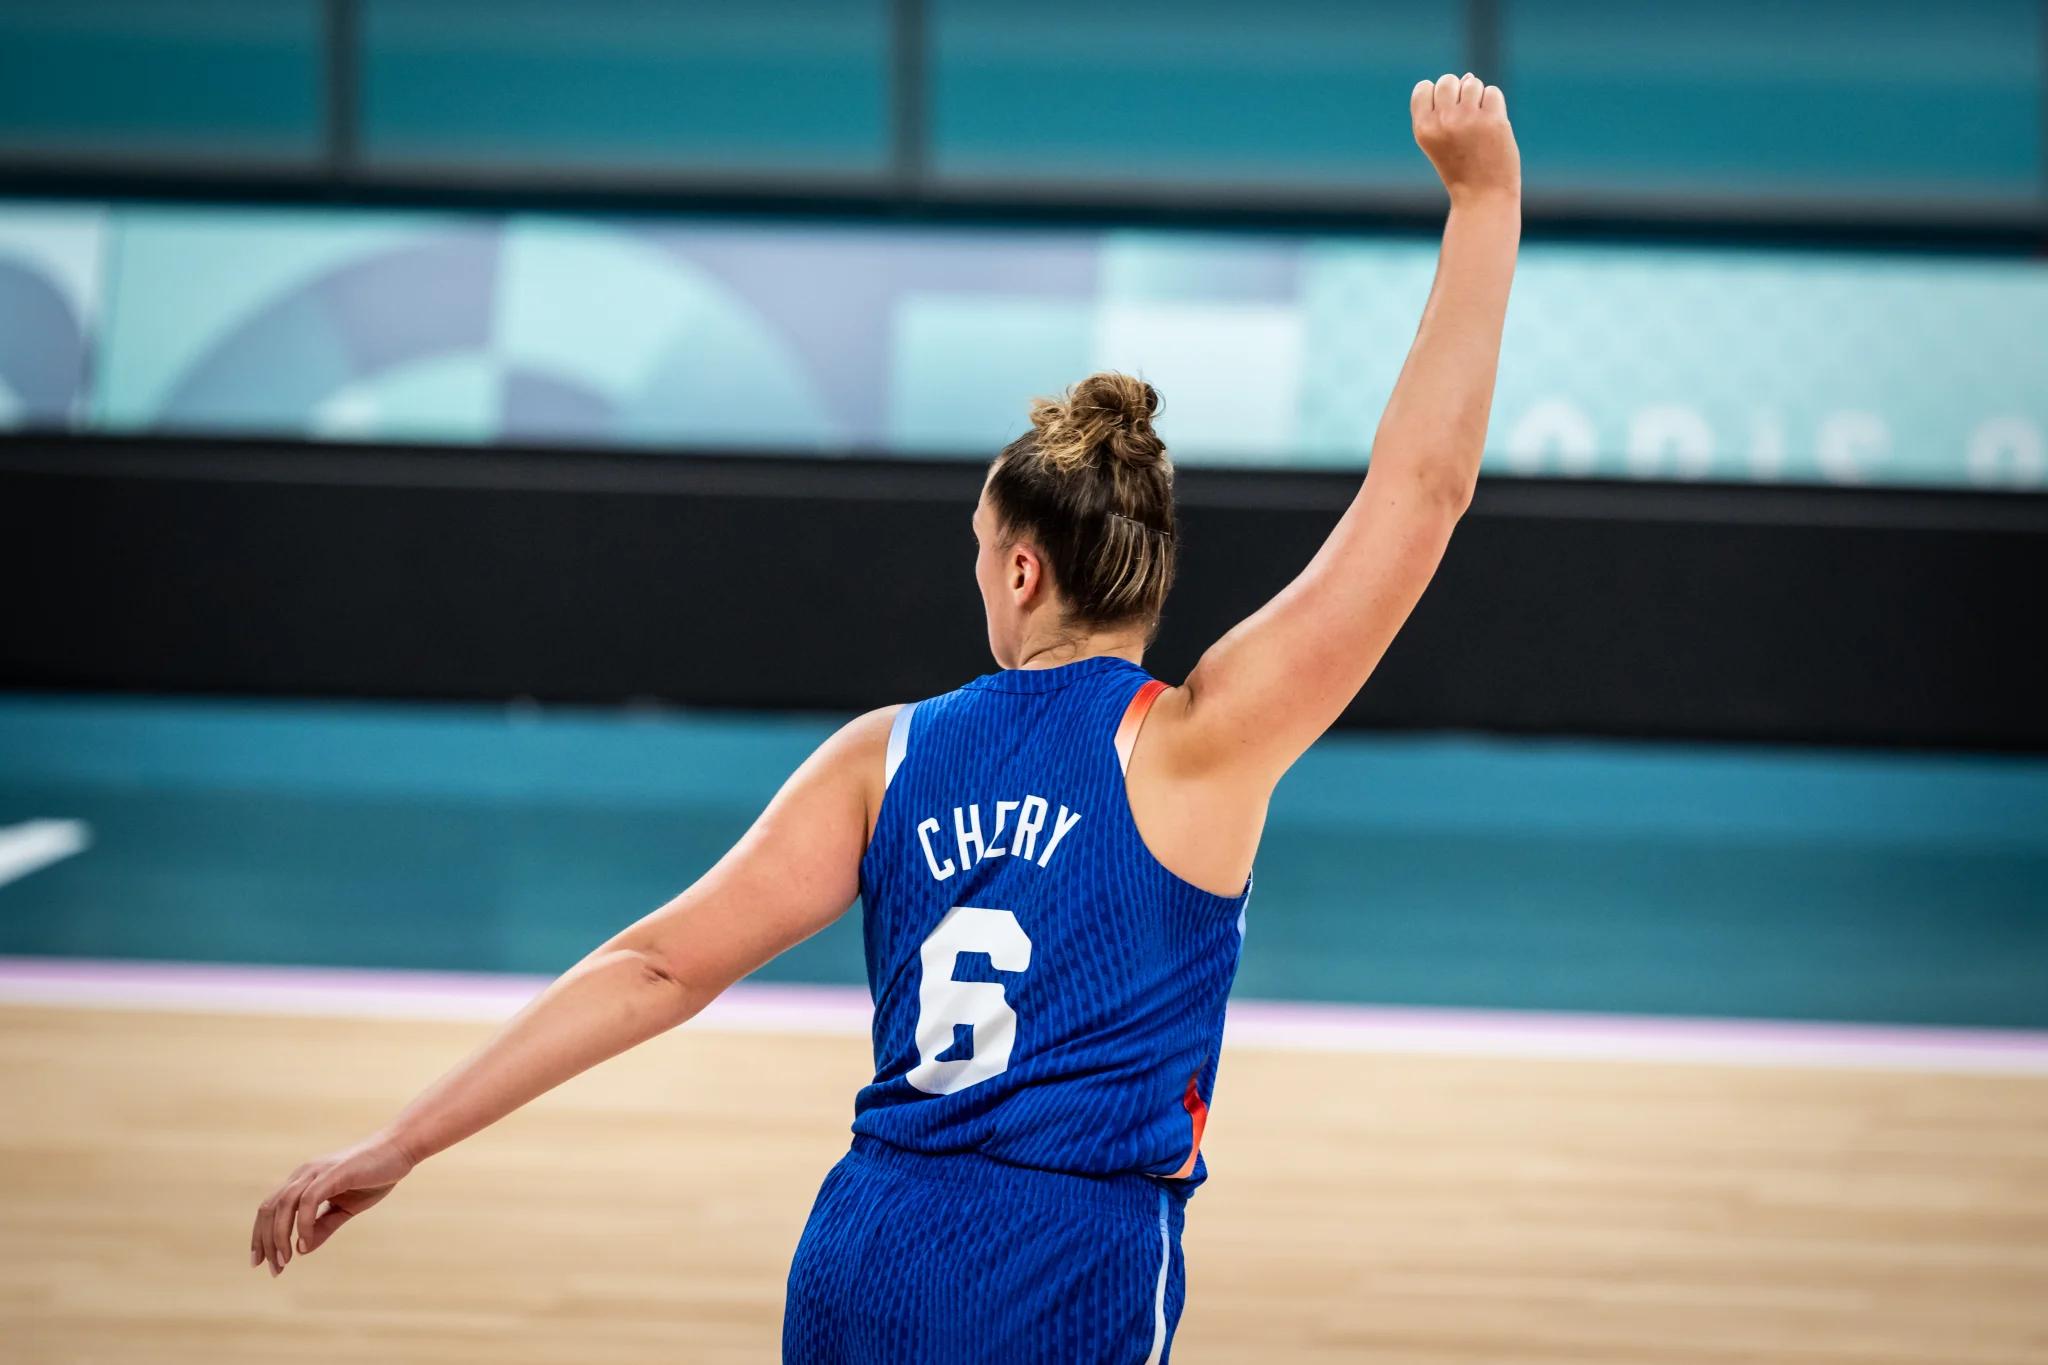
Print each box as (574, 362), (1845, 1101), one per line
(5, 5), (2044, 1037)
(1508, 0), (2043, 196)
(930, 1), (1458, 187)
(1, 1), (2039, 198)
(361, 0), (893, 174)
(0, 1), (325, 160)
(3, 696), (2043, 1027)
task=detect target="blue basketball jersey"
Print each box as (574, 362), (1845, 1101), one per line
(851, 654), (1250, 1187)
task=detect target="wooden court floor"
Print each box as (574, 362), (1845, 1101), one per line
(3, 1003), (2045, 1364)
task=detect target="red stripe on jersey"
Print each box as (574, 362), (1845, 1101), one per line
(1168, 1073), (1209, 1180)
(1114, 679), (1168, 773)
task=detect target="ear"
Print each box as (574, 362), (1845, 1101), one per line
(1009, 542), (1045, 604)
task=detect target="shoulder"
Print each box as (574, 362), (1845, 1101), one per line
(814, 705), (906, 842)
(822, 704), (903, 772)
(778, 705), (900, 797)
(842, 703), (904, 745)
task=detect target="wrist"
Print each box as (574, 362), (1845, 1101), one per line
(1447, 182), (1521, 213)
(376, 1121), (429, 1170)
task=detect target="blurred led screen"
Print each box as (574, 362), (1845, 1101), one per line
(3, 201), (2043, 489)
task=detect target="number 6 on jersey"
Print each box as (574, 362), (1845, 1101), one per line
(906, 905), (1033, 1095)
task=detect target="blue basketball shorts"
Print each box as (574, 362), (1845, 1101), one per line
(783, 1136), (1188, 1364)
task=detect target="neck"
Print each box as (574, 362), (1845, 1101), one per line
(1011, 624), (1148, 671)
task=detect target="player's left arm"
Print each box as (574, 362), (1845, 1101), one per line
(1153, 74), (1518, 790)
(248, 705), (896, 1276)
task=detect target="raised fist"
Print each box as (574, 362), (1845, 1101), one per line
(1411, 73), (1520, 202)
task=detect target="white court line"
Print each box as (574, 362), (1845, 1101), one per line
(0, 820), (91, 889)
(3, 957), (2048, 1075)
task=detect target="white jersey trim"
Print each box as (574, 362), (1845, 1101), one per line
(883, 702), (917, 787)
(1145, 1187), (1171, 1363)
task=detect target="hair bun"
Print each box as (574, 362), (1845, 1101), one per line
(1027, 371), (1165, 474)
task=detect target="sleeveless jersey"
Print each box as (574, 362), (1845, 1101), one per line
(851, 654), (1250, 1188)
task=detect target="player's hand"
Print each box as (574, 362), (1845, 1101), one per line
(249, 1131), (414, 1276)
(1411, 73), (1519, 204)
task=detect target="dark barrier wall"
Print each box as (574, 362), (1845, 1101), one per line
(4, 435), (2045, 751)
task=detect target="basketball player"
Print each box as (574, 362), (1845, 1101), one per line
(252, 74), (1519, 1361)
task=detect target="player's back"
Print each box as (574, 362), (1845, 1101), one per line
(854, 654), (1249, 1185)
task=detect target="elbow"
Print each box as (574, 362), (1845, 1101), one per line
(1415, 464), (1477, 520)
(1371, 444), (1479, 521)
(623, 946), (696, 1019)
(632, 948), (681, 992)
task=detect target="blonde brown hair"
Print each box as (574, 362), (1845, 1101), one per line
(986, 371), (1176, 633)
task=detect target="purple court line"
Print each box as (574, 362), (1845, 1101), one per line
(1221, 997), (2048, 1053)
(0, 955), (875, 1029)
(3, 955), (2047, 1074)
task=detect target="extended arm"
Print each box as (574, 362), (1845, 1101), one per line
(1164, 73), (1520, 785)
(250, 706), (895, 1275)
(378, 710), (883, 1164)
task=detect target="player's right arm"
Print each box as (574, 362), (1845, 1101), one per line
(246, 705), (895, 1277)
(1152, 73), (1520, 789)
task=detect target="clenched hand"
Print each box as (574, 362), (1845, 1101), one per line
(1412, 72), (1520, 203)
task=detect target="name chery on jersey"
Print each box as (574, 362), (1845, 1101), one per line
(915, 797), (1083, 881)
